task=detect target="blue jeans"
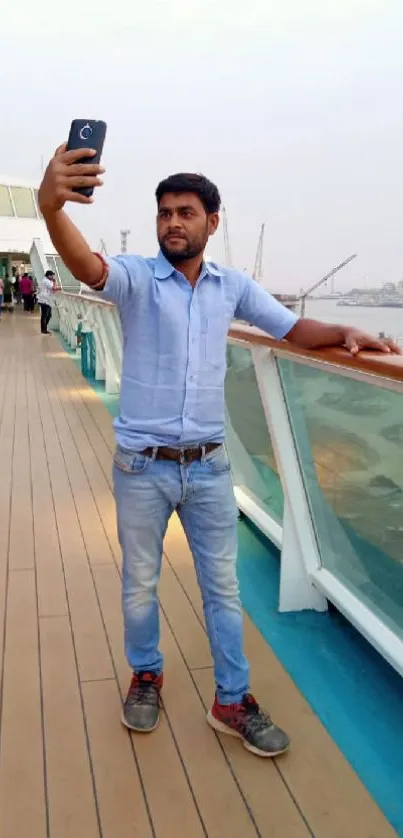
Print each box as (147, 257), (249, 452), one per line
(113, 444), (250, 704)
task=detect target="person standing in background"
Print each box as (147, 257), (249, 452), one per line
(37, 270), (57, 334)
(3, 275), (13, 311)
(13, 273), (21, 305)
(20, 273), (34, 311)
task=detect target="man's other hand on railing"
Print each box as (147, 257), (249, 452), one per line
(286, 319), (402, 356)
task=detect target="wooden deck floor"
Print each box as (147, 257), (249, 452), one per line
(0, 310), (395, 838)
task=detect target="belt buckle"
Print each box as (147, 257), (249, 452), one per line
(179, 447), (199, 464)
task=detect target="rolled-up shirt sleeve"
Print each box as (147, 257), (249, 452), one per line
(98, 255), (140, 307)
(235, 274), (298, 339)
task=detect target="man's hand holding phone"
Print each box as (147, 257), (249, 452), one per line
(38, 121), (107, 288)
(38, 144), (105, 215)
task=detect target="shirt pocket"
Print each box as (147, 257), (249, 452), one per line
(202, 315), (228, 368)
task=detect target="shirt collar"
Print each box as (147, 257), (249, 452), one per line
(154, 251), (175, 279)
(206, 262), (224, 277)
(154, 250), (224, 280)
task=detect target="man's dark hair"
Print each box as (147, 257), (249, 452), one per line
(155, 173), (221, 214)
(45, 270), (55, 278)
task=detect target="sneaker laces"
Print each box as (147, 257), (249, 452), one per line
(126, 672), (161, 707)
(240, 694), (274, 733)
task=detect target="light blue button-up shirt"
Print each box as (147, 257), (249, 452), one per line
(101, 251), (298, 451)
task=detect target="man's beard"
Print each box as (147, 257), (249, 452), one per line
(159, 239), (204, 263)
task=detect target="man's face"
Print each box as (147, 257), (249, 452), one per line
(157, 192), (219, 263)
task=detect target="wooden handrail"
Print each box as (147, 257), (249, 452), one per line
(58, 294), (403, 383)
(229, 324), (403, 383)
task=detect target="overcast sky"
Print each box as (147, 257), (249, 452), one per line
(2, 0), (403, 291)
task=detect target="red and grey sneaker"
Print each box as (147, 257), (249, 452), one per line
(207, 693), (290, 757)
(121, 671), (163, 732)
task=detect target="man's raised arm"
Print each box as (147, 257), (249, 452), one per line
(38, 144), (106, 289)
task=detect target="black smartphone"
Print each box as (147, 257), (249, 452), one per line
(66, 119), (107, 196)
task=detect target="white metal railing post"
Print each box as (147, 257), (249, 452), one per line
(251, 345), (327, 612)
(70, 303), (80, 349)
(93, 307), (120, 394)
(91, 320), (106, 381)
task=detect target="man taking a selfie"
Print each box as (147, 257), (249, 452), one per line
(38, 143), (399, 758)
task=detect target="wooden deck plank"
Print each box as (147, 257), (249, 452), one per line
(55, 360), (121, 564)
(43, 355), (115, 568)
(0, 354), (15, 697)
(57, 361), (116, 487)
(0, 351), (10, 432)
(92, 563), (207, 838)
(34, 358), (114, 682)
(8, 359), (34, 570)
(0, 570), (46, 838)
(40, 615), (100, 838)
(48, 358), (121, 564)
(26, 366), (68, 617)
(0, 340), (46, 837)
(82, 679), (154, 838)
(57, 356), (115, 453)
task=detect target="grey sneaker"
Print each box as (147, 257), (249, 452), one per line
(121, 671), (163, 732)
(207, 693), (290, 757)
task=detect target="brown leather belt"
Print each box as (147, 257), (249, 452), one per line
(140, 442), (221, 464)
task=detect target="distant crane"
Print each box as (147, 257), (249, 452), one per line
(222, 207), (233, 267)
(253, 223), (265, 283)
(120, 229), (131, 254)
(299, 254), (357, 317)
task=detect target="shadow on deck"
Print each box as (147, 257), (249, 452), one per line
(0, 310), (395, 837)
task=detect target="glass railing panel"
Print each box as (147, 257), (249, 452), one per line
(54, 255), (81, 292)
(225, 344), (284, 522)
(278, 357), (403, 636)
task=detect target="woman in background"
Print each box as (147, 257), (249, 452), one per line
(20, 273), (34, 311)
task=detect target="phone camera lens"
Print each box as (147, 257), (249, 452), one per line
(79, 123), (93, 141)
